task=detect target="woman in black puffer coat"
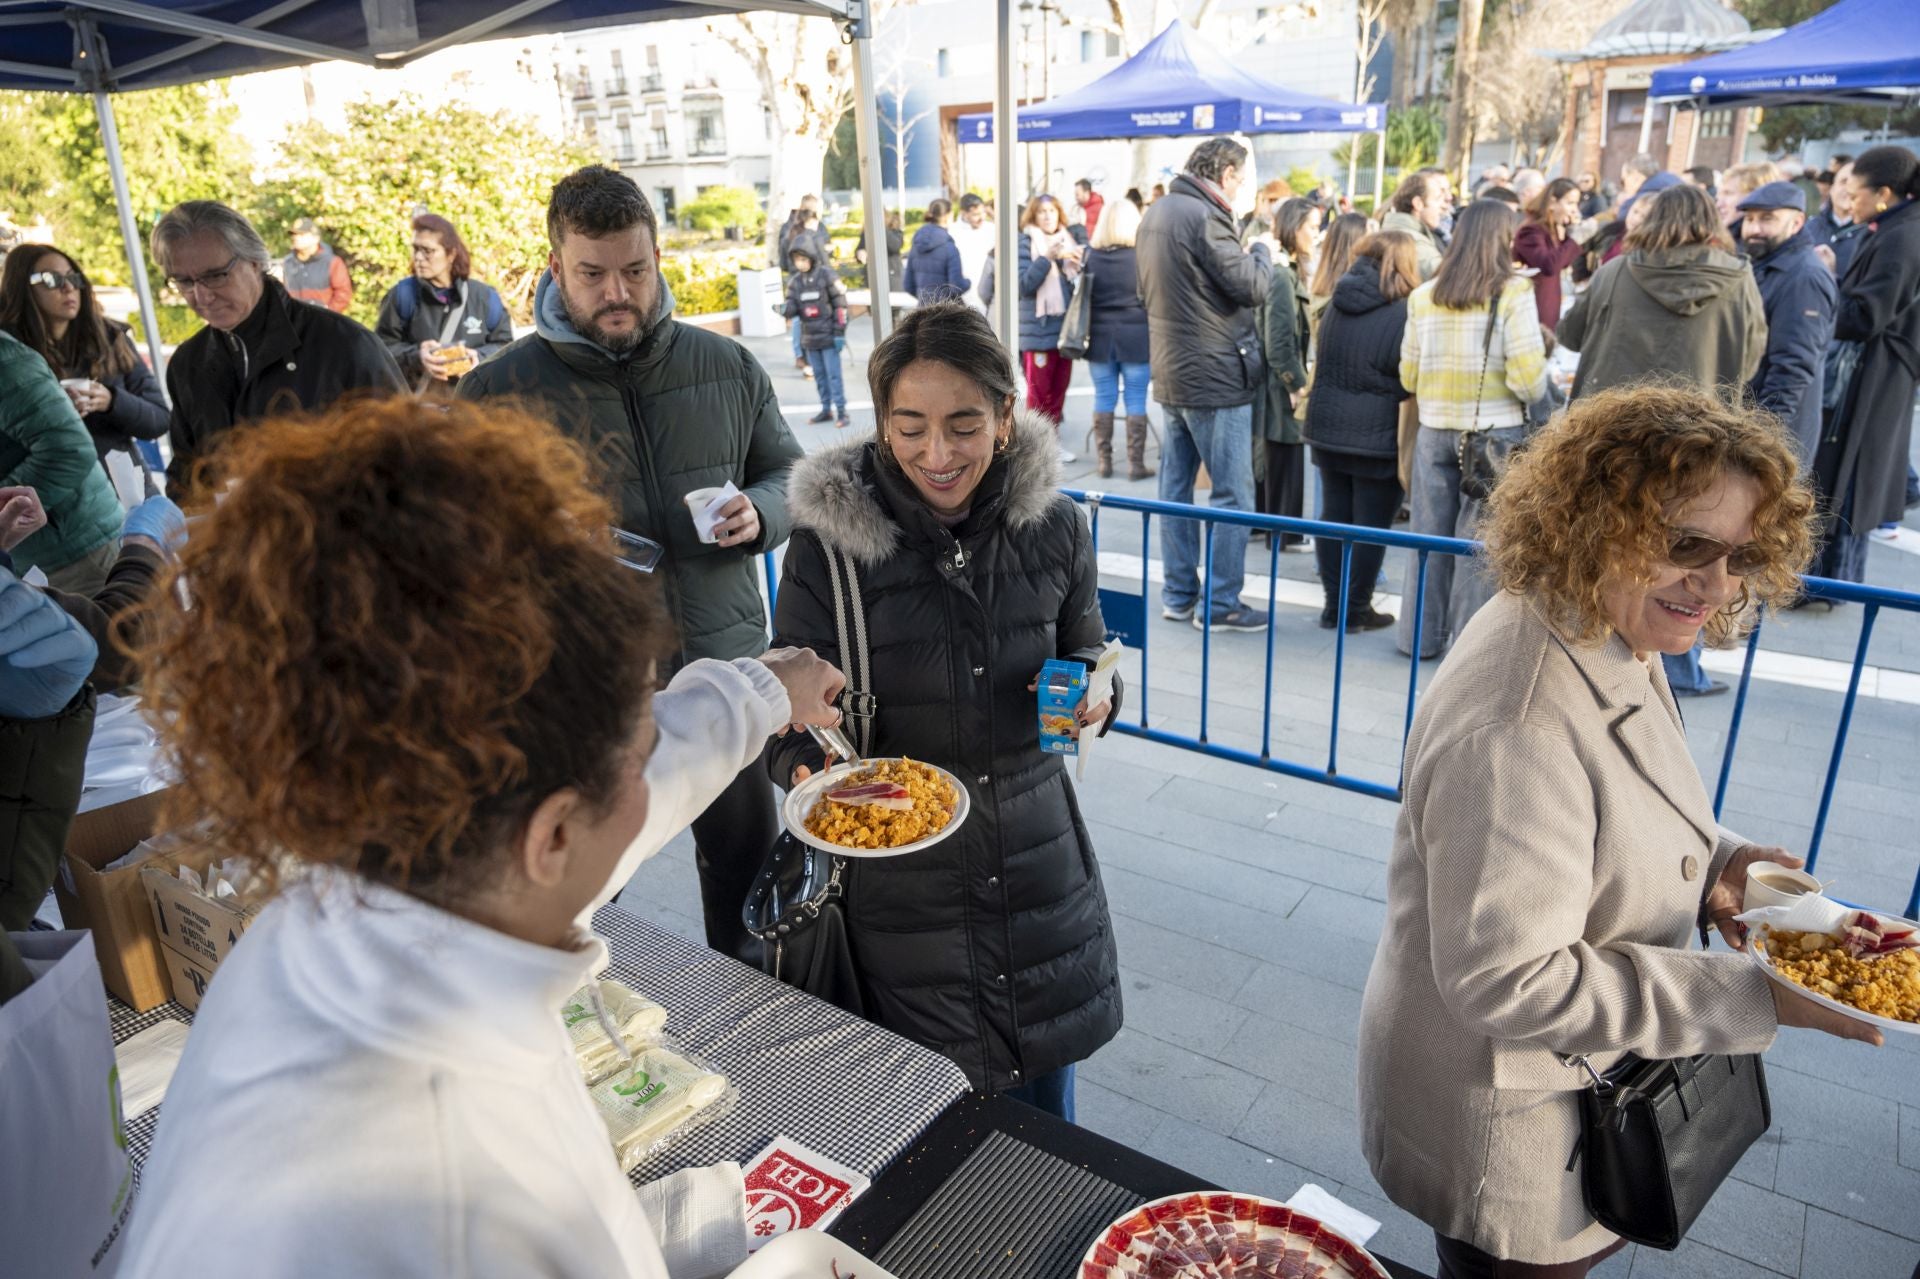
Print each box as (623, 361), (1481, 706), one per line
(1301, 230), (1418, 630)
(769, 302), (1122, 1118)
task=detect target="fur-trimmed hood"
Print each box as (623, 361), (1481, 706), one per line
(786, 407), (1064, 566)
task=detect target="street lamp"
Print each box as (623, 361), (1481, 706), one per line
(1018, 0), (1035, 196)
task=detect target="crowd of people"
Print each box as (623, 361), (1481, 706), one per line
(0, 132), (1916, 1279)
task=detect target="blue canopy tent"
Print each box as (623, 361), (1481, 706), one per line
(0, 0), (933, 367)
(956, 20), (1382, 142)
(1647, 0), (1920, 107)
(955, 20), (1385, 226)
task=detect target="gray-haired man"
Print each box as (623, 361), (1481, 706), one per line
(153, 200), (403, 497)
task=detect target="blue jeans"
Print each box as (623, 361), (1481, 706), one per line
(1158, 403), (1255, 617)
(1397, 425), (1516, 659)
(1662, 642), (1715, 692)
(1087, 359), (1150, 416)
(790, 317), (803, 360)
(805, 346), (846, 414)
(1003, 1064), (1076, 1122)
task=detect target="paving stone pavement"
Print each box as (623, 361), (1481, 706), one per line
(615, 331), (1920, 1278)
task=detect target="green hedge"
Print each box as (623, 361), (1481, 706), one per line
(127, 303), (204, 347)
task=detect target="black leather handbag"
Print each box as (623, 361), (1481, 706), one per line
(1569, 1051), (1771, 1249)
(741, 541), (873, 1016)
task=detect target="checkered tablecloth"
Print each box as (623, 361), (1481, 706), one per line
(110, 903), (970, 1190)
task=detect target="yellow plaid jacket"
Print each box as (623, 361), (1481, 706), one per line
(1400, 276), (1550, 430)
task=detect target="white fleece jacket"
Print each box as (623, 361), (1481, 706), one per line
(118, 659), (789, 1279)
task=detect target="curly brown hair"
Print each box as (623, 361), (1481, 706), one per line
(1482, 384), (1814, 648)
(131, 398), (670, 907)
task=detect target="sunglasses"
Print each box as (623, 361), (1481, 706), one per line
(1668, 530), (1767, 577)
(29, 269), (84, 292)
(165, 255), (244, 296)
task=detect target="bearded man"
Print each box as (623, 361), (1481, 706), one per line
(459, 164), (803, 964)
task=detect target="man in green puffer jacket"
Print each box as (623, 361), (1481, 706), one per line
(458, 166), (804, 964)
(0, 332), (123, 593)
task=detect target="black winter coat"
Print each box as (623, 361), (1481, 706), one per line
(1253, 254), (1310, 445)
(781, 264), (848, 350)
(1303, 260), (1410, 460)
(73, 323), (169, 468)
(767, 410), (1122, 1091)
(1084, 246), (1149, 366)
(1825, 198), (1920, 528)
(373, 276), (515, 385)
(459, 274), (803, 665)
(1135, 173), (1273, 408)
(1747, 228), (1836, 463)
(901, 223), (968, 304)
(163, 277), (405, 496)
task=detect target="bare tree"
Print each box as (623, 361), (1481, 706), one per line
(706, 1), (910, 251)
(878, 47), (937, 217)
(1442, 0), (1486, 186)
(1469, 0), (1635, 169)
(1382, 0), (1436, 110)
(1349, 0), (1391, 193)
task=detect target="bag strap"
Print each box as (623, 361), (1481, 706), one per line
(1468, 294), (1500, 436)
(823, 544), (875, 757)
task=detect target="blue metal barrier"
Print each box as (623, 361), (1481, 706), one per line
(1061, 488), (1920, 919)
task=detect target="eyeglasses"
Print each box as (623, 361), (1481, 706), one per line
(28, 270), (84, 292)
(165, 256), (245, 296)
(409, 243), (444, 258)
(1668, 529), (1767, 577)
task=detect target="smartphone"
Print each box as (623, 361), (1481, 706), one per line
(611, 527), (664, 574)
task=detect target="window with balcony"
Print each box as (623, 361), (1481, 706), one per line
(571, 62), (592, 98)
(687, 106), (726, 157)
(615, 117), (635, 164)
(607, 49), (626, 97)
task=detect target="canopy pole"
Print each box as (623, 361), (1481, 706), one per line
(848, 5), (893, 345)
(1346, 136), (1359, 203)
(994, 0), (1018, 359)
(1373, 125), (1387, 215)
(74, 18), (167, 387)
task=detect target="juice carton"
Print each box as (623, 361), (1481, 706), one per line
(1037, 658), (1088, 756)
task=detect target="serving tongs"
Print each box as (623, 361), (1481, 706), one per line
(807, 720), (859, 768)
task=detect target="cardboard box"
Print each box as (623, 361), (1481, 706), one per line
(141, 858), (258, 1013)
(53, 789), (176, 1010)
(157, 944), (215, 1013)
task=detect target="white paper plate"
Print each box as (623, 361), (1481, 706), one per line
(730, 1229), (898, 1279)
(782, 758), (970, 860)
(1082, 1191), (1390, 1279)
(1750, 918), (1920, 1037)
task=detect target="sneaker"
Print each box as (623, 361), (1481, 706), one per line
(1161, 603), (1195, 622)
(808, 409), (834, 424)
(1870, 525), (1900, 543)
(1058, 446), (1077, 464)
(1194, 607), (1268, 633)
(1320, 605), (1396, 632)
(1672, 679), (1730, 698)
(1281, 537), (1312, 554)
(836, 415), (853, 429)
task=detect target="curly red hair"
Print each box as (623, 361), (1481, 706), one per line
(132, 398), (670, 905)
(1482, 384), (1815, 648)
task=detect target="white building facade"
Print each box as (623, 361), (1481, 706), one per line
(563, 26), (776, 224)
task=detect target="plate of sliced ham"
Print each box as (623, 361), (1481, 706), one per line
(1080, 1192), (1390, 1279)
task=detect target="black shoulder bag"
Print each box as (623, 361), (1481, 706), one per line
(740, 542), (872, 1016)
(1456, 301), (1518, 503)
(1565, 1050), (1771, 1249)
(1056, 255), (1094, 360)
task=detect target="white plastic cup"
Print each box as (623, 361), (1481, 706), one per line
(1745, 864), (1823, 912)
(684, 487), (727, 544)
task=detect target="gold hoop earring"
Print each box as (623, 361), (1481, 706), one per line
(995, 433), (1011, 455)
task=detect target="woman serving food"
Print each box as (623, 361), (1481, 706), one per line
(768, 301), (1122, 1121)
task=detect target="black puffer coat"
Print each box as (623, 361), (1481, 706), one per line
(1303, 259), (1411, 460)
(767, 410), (1122, 1091)
(1084, 246), (1149, 365)
(1135, 172), (1273, 408)
(1825, 197), (1920, 528)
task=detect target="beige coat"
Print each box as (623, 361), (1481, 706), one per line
(1357, 590), (1779, 1263)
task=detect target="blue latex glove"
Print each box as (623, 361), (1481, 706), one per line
(122, 494), (186, 552)
(0, 570), (96, 720)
